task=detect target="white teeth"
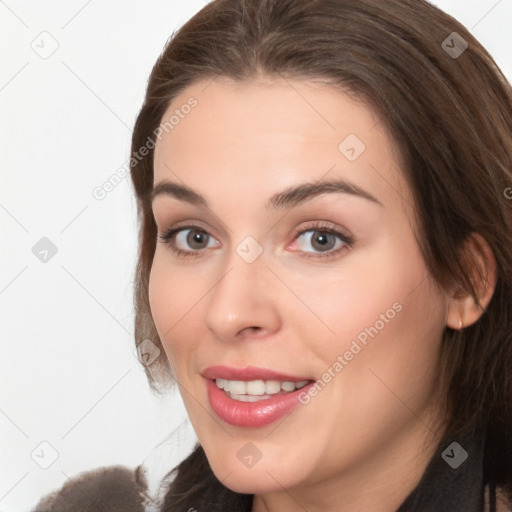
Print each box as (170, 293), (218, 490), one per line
(246, 380), (266, 395)
(216, 378), (229, 390)
(281, 381), (296, 392)
(229, 393), (271, 402)
(265, 380), (281, 394)
(214, 378), (310, 399)
(228, 380), (246, 395)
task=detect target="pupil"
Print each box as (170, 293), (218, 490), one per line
(189, 230), (207, 248)
(313, 232), (334, 251)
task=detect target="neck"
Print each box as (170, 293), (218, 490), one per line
(252, 410), (447, 512)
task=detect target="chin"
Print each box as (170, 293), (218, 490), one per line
(223, 477), (271, 495)
(206, 450), (305, 495)
(216, 468), (291, 495)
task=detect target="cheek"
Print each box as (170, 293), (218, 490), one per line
(147, 254), (204, 370)
(284, 236), (428, 361)
(321, 248), (445, 424)
(298, 231), (446, 401)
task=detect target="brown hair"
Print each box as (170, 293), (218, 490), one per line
(129, 0), (512, 508)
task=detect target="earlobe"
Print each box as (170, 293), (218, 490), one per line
(445, 233), (497, 330)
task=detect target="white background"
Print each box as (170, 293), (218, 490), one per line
(1, 1), (511, 510)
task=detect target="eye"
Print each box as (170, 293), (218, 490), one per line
(289, 222), (354, 260)
(158, 226), (219, 258)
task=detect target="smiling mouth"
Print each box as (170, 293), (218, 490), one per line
(203, 367), (316, 427)
(214, 378), (311, 402)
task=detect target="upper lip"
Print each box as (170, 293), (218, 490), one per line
(202, 365), (313, 382)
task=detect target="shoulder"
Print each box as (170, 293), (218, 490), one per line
(32, 465), (145, 512)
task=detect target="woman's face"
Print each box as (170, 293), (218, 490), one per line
(149, 76), (450, 500)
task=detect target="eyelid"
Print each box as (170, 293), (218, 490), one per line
(290, 220), (352, 242)
(287, 221), (354, 259)
(158, 224), (219, 253)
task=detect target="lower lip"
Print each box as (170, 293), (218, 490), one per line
(206, 379), (313, 428)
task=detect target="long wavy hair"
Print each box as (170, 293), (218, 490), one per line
(129, 0), (512, 509)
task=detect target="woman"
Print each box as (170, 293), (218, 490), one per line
(34, 0), (512, 510)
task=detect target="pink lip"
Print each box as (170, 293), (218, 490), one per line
(202, 365), (312, 382)
(202, 366), (314, 428)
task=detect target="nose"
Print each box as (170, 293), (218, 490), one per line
(204, 246), (281, 343)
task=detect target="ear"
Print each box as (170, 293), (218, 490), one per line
(445, 233), (497, 330)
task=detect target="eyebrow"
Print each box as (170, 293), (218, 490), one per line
(151, 178), (383, 210)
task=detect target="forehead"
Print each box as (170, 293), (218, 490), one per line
(152, 76), (412, 216)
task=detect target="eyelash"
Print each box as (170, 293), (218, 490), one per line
(157, 221), (354, 261)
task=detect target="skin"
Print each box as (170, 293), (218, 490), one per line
(148, 76), (495, 512)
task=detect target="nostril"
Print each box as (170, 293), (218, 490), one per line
(238, 326), (263, 338)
